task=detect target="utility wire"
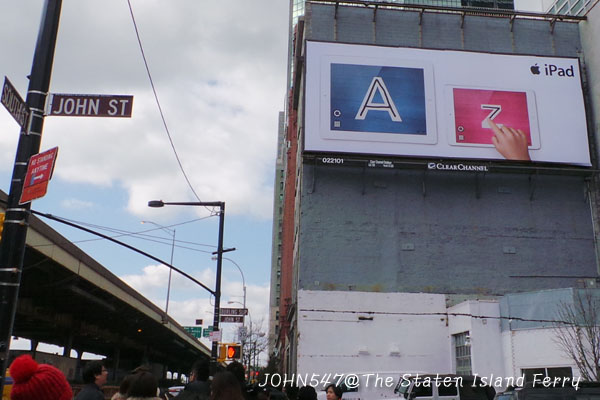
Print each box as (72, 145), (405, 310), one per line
(126, 0), (215, 215)
(30, 209), (216, 295)
(29, 213), (217, 252)
(299, 308), (580, 326)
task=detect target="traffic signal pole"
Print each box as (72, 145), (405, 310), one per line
(0, 0), (62, 392)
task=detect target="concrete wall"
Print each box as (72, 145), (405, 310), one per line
(298, 167), (595, 295)
(448, 301), (505, 379)
(297, 290), (452, 376)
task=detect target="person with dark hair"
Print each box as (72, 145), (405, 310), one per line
(111, 374), (133, 400)
(226, 361), (248, 398)
(297, 386), (317, 400)
(75, 360), (107, 400)
(325, 384), (342, 400)
(210, 371), (244, 400)
(127, 370), (161, 399)
(175, 359), (210, 400)
(9, 354), (73, 400)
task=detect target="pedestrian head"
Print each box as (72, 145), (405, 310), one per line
(325, 384), (342, 400)
(190, 359), (210, 382)
(298, 386), (317, 400)
(82, 360), (107, 386)
(127, 370), (159, 398)
(225, 361), (246, 387)
(9, 354), (73, 400)
(211, 371), (244, 400)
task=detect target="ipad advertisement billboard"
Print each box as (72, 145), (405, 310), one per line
(304, 41), (591, 166)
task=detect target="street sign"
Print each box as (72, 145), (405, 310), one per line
(195, 319), (203, 325)
(202, 326), (214, 337)
(220, 307), (248, 316)
(220, 315), (244, 323)
(1, 77), (30, 129)
(209, 330), (222, 342)
(19, 147), (59, 205)
(47, 93), (133, 117)
(183, 326), (202, 338)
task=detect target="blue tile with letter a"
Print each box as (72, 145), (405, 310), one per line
(330, 63), (427, 135)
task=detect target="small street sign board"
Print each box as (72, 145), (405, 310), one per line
(202, 326), (214, 338)
(2, 77), (30, 129)
(220, 307), (248, 316)
(209, 330), (222, 342)
(220, 315), (244, 323)
(183, 326), (202, 338)
(47, 93), (133, 118)
(19, 147), (59, 205)
(195, 319), (203, 325)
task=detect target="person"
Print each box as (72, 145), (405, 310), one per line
(488, 118), (531, 161)
(126, 370), (162, 400)
(174, 359), (210, 400)
(111, 374), (133, 400)
(297, 386), (317, 400)
(75, 360), (107, 400)
(225, 362), (248, 398)
(210, 371), (244, 400)
(325, 384), (342, 400)
(9, 354), (73, 400)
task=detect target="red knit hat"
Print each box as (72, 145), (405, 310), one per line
(9, 355), (73, 400)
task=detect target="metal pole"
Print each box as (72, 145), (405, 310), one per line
(165, 228), (175, 316)
(0, 0), (62, 392)
(211, 203), (225, 374)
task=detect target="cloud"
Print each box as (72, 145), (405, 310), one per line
(0, 0), (288, 220)
(120, 263), (271, 341)
(60, 198), (94, 210)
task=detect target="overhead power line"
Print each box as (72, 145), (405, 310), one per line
(126, 0), (214, 214)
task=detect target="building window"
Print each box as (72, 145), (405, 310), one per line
(454, 332), (472, 375)
(521, 367), (572, 383)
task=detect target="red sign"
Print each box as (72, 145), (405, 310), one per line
(19, 147), (59, 205)
(47, 94), (133, 117)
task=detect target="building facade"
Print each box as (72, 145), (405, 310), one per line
(270, 0), (600, 377)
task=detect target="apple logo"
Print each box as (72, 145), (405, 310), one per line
(530, 64), (541, 75)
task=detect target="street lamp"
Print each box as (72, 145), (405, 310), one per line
(141, 221), (176, 321)
(213, 256), (246, 313)
(148, 199), (231, 373)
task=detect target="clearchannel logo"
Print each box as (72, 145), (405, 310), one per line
(428, 162), (489, 172)
(530, 63), (575, 77)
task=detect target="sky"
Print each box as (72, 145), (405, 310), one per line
(0, 0), (289, 356)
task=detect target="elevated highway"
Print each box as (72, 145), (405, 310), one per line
(1, 190), (210, 381)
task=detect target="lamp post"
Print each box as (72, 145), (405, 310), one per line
(213, 256), (246, 313)
(148, 200), (229, 374)
(141, 221), (176, 321)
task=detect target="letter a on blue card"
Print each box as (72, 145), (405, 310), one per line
(330, 63), (427, 135)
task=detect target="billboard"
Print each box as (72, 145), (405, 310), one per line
(304, 41), (591, 166)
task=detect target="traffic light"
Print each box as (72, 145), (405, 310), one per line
(218, 344), (227, 363)
(226, 344), (241, 360)
(0, 212), (5, 241)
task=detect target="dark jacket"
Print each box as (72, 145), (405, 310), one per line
(75, 383), (104, 400)
(175, 380), (211, 400)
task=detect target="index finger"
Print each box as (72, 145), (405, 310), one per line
(487, 118), (502, 134)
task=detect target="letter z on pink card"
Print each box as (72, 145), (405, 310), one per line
(452, 88), (532, 146)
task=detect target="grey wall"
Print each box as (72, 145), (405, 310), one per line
(305, 4), (583, 57)
(297, 4), (597, 296)
(299, 166), (596, 295)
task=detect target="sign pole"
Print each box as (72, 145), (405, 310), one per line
(0, 0), (62, 392)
